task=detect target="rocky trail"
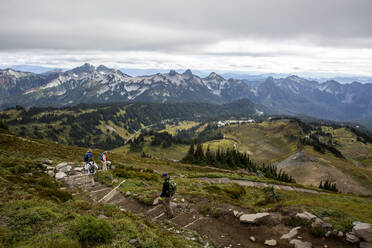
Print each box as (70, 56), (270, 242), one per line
(45, 161), (371, 248)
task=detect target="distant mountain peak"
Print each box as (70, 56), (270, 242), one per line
(97, 64), (111, 72)
(182, 69), (193, 76)
(207, 72), (224, 80)
(169, 70), (178, 76)
(68, 63), (95, 74)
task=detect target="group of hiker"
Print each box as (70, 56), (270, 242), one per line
(82, 150), (177, 218)
(83, 150), (111, 186)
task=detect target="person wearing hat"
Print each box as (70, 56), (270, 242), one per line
(160, 173), (176, 218)
(83, 149), (93, 173)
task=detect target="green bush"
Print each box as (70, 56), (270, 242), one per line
(204, 183), (246, 200)
(40, 238), (81, 248)
(0, 226), (13, 246)
(68, 215), (113, 245)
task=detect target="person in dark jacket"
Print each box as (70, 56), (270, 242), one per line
(160, 173), (174, 218)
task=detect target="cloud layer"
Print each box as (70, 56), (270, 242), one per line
(1, 0), (372, 75)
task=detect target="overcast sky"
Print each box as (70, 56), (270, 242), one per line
(0, 0), (372, 76)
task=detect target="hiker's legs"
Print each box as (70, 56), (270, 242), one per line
(162, 197), (174, 218)
(102, 161), (107, 171)
(90, 174), (95, 186)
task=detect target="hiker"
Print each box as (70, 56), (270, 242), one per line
(87, 158), (99, 186)
(84, 149), (93, 173)
(160, 173), (176, 218)
(99, 151), (111, 171)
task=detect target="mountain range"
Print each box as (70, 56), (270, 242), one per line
(1, 63), (372, 125)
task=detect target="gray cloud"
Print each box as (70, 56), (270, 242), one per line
(0, 0), (371, 51)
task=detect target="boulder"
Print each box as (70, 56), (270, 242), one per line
(98, 214), (108, 219)
(55, 172), (67, 180)
(353, 222), (372, 242)
(239, 212), (270, 224)
(289, 239), (312, 248)
(74, 167), (84, 172)
(44, 159), (53, 165)
(281, 227), (301, 239)
(47, 171), (55, 177)
(264, 239), (277, 246)
(296, 211), (317, 221)
(46, 166), (54, 170)
(360, 242), (372, 248)
(55, 162), (68, 172)
(346, 232), (360, 243)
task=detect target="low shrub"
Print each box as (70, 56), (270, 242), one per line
(204, 183), (246, 200)
(68, 215), (113, 246)
(41, 238), (81, 248)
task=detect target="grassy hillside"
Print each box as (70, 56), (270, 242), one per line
(0, 100), (264, 150)
(1, 130), (372, 248)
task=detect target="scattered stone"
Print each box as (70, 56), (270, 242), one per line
(281, 227), (301, 239)
(129, 239), (138, 245)
(239, 212), (270, 224)
(55, 172), (67, 180)
(153, 197), (160, 205)
(125, 191), (131, 196)
(170, 202), (178, 208)
(74, 167), (83, 172)
(353, 221), (372, 242)
(337, 231), (344, 238)
(312, 218), (332, 229)
(346, 232), (360, 243)
(181, 198), (185, 203)
(296, 211), (317, 220)
(46, 166), (54, 170)
(264, 239), (277, 246)
(47, 171), (55, 177)
(325, 231), (331, 238)
(55, 162), (67, 170)
(112, 178), (118, 183)
(44, 159), (53, 165)
(98, 214), (108, 219)
(360, 242), (372, 248)
(289, 239), (312, 248)
(249, 236), (255, 242)
(41, 164), (48, 169)
(323, 245), (328, 248)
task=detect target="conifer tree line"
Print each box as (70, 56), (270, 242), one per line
(182, 142), (296, 183)
(319, 179), (338, 192)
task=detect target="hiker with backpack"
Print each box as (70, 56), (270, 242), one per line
(84, 149), (93, 173)
(87, 158), (99, 186)
(160, 173), (176, 218)
(99, 151), (111, 171)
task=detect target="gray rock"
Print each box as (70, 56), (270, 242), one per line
(346, 232), (360, 243)
(46, 166), (54, 170)
(153, 196), (160, 205)
(125, 191), (131, 196)
(337, 231), (344, 238)
(98, 214), (108, 219)
(360, 242), (372, 248)
(353, 222), (372, 242)
(250, 236), (255, 242)
(296, 211), (317, 220)
(44, 159), (53, 165)
(239, 212), (270, 224)
(55, 162), (67, 170)
(41, 164), (48, 169)
(74, 167), (84, 172)
(129, 239), (138, 244)
(55, 172), (67, 180)
(325, 231), (331, 238)
(47, 171), (55, 177)
(281, 227), (301, 239)
(264, 239), (277, 246)
(289, 239), (312, 248)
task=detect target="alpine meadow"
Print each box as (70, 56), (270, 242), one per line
(1, 1), (372, 248)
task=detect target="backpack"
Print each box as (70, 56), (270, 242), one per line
(84, 152), (92, 162)
(88, 163), (96, 174)
(168, 180), (177, 196)
(99, 153), (104, 161)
